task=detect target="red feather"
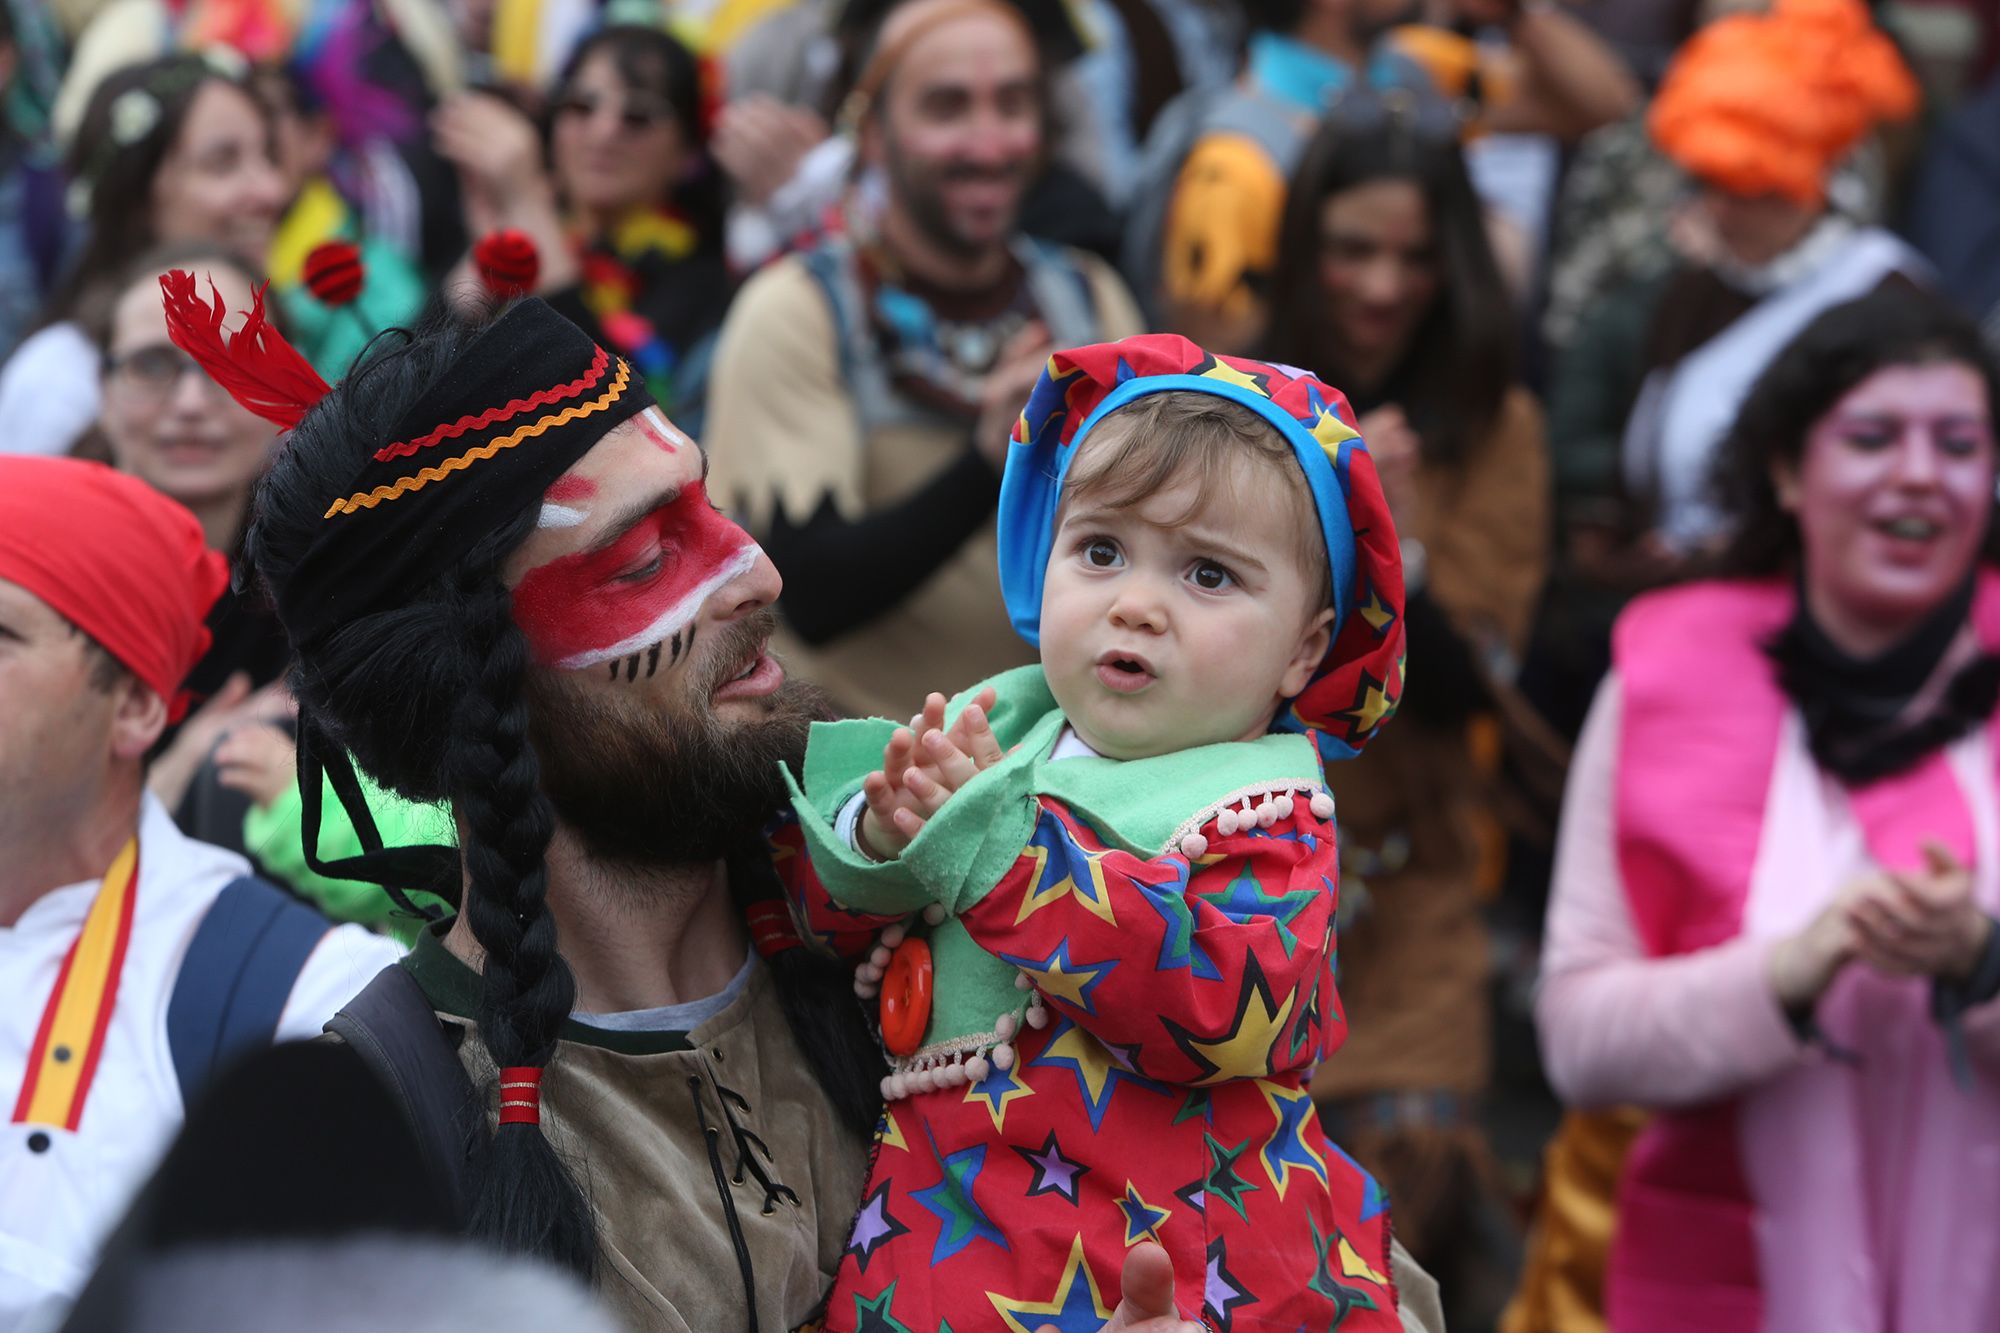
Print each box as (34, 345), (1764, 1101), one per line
(160, 269), (331, 429)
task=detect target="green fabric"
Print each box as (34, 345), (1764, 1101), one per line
(788, 664), (1331, 1050)
(403, 920), (696, 1056)
(242, 770), (455, 946)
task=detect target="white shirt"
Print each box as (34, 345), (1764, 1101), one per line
(0, 322), (100, 460)
(0, 797), (404, 1329)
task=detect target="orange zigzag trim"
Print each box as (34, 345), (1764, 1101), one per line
(324, 361), (631, 518)
(372, 346), (612, 462)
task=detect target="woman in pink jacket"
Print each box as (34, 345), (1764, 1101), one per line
(1538, 285), (2000, 1332)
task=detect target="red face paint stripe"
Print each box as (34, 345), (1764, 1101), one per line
(544, 476), (598, 503)
(512, 481), (756, 668)
(372, 346), (612, 462)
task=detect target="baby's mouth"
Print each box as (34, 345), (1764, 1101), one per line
(1094, 650), (1156, 694)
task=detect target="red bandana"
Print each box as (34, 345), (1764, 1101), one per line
(0, 458), (229, 721)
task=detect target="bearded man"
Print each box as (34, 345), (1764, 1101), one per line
(704, 0), (1143, 722)
(152, 278), (1253, 1331)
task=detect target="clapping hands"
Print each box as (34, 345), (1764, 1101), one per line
(1849, 841), (1994, 982)
(1770, 841), (1996, 1010)
(857, 688), (1004, 860)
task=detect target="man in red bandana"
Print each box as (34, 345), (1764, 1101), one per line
(0, 457), (402, 1327)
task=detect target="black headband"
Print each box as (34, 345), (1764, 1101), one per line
(272, 298), (654, 650)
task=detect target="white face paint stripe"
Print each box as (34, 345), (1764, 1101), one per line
(538, 503), (589, 529)
(551, 544), (763, 671)
(639, 406), (694, 453)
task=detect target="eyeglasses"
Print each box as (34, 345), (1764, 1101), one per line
(104, 344), (219, 406)
(552, 91), (674, 135)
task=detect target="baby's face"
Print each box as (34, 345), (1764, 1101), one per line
(1040, 457), (1332, 760)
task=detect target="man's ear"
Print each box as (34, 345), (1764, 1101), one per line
(108, 678), (169, 761)
(1279, 607), (1337, 700)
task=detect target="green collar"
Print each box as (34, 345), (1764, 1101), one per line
(403, 920), (696, 1056)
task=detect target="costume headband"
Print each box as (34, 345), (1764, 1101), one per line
(161, 274), (655, 649)
(161, 275), (655, 912)
(995, 334), (1405, 762)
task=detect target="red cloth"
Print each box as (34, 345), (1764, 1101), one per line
(0, 458), (230, 721)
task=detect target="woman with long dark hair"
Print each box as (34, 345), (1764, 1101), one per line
(0, 52), (285, 457)
(1538, 285), (2000, 1331)
(432, 25), (731, 426)
(1263, 90), (1551, 1330)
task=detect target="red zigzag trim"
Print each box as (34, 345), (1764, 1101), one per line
(373, 346), (612, 462)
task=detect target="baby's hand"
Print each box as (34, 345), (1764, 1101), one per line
(858, 689), (1003, 859)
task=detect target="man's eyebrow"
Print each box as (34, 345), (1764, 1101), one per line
(579, 486), (678, 556)
(574, 454), (712, 556)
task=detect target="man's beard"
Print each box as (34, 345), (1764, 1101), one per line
(525, 610), (837, 869)
(884, 134), (1029, 263)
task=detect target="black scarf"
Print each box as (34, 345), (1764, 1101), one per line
(1766, 574), (2000, 784)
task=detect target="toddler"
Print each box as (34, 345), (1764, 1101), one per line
(776, 335), (1408, 1331)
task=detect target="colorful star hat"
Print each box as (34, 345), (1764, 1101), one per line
(995, 333), (1405, 762)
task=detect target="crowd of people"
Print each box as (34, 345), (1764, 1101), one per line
(1, 0), (1998, 1328)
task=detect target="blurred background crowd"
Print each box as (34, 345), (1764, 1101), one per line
(1, 0), (1998, 1326)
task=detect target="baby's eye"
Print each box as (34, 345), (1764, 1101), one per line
(1081, 538), (1122, 568)
(1189, 560), (1233, 591)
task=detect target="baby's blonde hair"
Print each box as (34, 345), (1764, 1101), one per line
(1060, 392), (1332, 609)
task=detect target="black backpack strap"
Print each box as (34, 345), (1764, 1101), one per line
(324, 963), (480, 1222)
(166, 875), (333, 1107)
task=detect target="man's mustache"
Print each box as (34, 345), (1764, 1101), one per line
(693, 606), (781, 695)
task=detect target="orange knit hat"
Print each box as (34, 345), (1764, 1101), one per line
(1650, 0), (1917, 206)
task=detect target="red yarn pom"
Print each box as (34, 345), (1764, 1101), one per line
(302, 240), (364, 308)
(473, 228), (540, 300)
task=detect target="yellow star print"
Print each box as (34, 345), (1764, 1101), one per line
(1199, 358), (1269, 395)
(1310, 406), (1359, 466)
(1339, 1235), (1389, 1284)
(1186, 981), (1295, 1086)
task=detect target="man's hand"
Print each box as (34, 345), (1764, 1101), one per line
(712, 95), (829, 207)
(858, 688), (1002, 859)
(213, 722), (300, 811)
(1851, 841), (1994, 981)
(973, 322), (1053, 472)
(1035, 1242), (1201, 1333)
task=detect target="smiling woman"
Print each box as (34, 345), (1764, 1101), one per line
(77, 246), (297, 841)
(1537, 286), (2000, 1333)
(0, 52), (285, 459)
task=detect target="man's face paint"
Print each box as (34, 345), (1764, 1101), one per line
(538, 476), (598, 530)
(634, 407), (690, 455)
(512, 478), (761, 672)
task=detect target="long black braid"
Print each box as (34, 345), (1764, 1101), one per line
(246, 321), (595, 1276)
